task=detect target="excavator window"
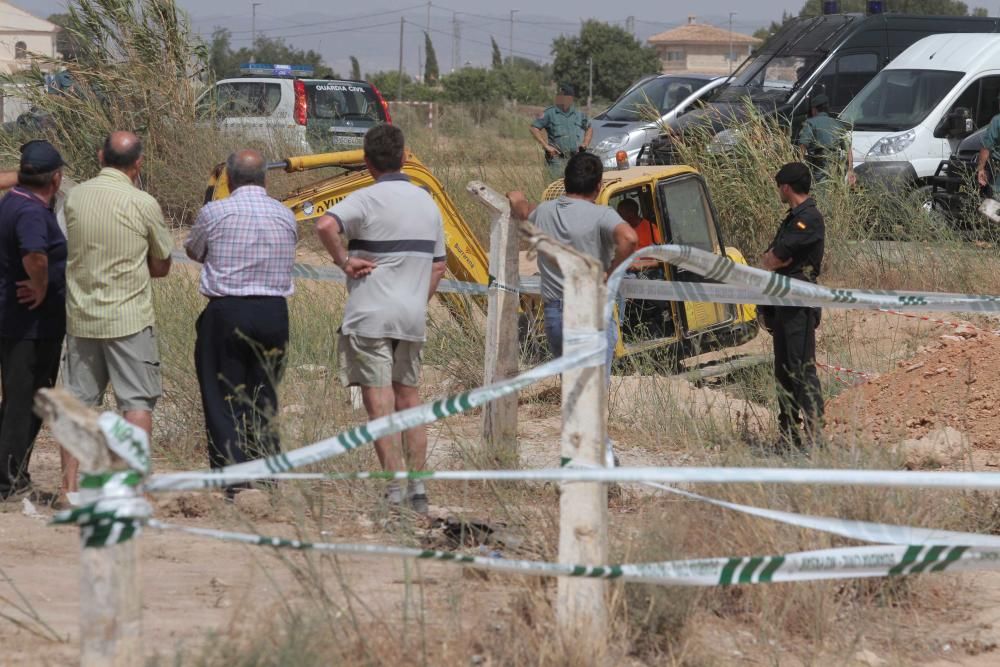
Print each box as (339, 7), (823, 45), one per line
(607, 186), (677, 345)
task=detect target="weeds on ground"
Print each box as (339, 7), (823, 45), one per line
(670, 102), (1000, 294)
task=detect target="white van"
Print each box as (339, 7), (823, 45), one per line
(843, 33), (1000, 186)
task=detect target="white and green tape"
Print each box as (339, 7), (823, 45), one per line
(148, 466), (1000, 493)
(179, 246), (1000, 314)
(52, 471), (150, 548)
(146, 519), (1000, 587)
(146, 331), (607, 493)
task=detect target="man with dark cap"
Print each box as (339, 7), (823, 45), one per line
(759, 162), (825, 452)
(797, 94), (855, 183)
(0, 141), (66, 502)
(531, 83), (593, 181)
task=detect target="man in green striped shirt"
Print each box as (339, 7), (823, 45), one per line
(63, 132), (173, 472)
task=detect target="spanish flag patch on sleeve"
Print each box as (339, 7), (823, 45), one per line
(796, 220), (807, 230)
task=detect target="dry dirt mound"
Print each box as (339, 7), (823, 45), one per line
(828, 326), (1000, 450)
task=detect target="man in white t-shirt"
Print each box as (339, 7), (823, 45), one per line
(315, 125), (446, 514)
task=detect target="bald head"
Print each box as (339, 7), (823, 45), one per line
(226, 149), (266, 190)
(101, 131), (143, 170)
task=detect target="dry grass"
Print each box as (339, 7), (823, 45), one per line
(138, 108), (1000, 665)
(15, 8), (1000, 658)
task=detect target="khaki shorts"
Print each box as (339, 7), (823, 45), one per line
(338, 333), (423, 388)
(64, 327), (162, 412)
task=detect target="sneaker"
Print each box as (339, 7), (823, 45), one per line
(385, 481), (404, 506)
(605, 439), (620, 468)
(406, 480), (429, 515)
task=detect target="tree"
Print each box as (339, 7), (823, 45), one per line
(207, 28), (337, 79)
(424, 32), (439, 84)
(551, 21), (661, 103)
(753, 12), (792, 41)
(799, 0), (985, 14)
(47, 13), (81, 61)
(208, 28), (236, 79)
(366, 70), (437, 101)
(491, 37), (503, 69)
(350, 56), (361, 80)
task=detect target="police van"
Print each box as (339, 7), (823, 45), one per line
(196, 64), (392, 154)
(845, 34), (1000, 188)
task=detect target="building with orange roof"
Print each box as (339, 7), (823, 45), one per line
(647, 16), (760, 76)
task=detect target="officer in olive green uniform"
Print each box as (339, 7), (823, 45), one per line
(531, 83), (593, 181)
(797, 94), (852, 180)
(975, 107), (1000, 194)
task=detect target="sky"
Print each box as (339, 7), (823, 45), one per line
(18, 0), (805, 75)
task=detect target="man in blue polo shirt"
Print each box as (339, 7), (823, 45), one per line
(0, 140), (66, 502)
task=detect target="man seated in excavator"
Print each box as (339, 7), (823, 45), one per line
(616, 197), (672, 340)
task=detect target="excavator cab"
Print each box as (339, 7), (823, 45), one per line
(206, 151), (757, 366)
(541, 165), (757, 361)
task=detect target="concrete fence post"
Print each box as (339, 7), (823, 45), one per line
(35, 388), (142, 667)
(520, 220), (609, 655)
(467, 181), (520, 465)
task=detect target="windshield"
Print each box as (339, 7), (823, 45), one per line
(840, 69), (963, 132)
(602, 77), (707, 122)
(716, 54), (821, 103)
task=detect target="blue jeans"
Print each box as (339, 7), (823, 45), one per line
(543, 300), (616, 382)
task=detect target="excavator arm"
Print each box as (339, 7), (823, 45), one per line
(205, 150), (491, 289)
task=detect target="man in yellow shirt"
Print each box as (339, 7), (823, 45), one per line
(63, 132), (173, 464)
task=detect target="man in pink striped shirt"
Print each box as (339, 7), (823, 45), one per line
(185, 150), (297, 487)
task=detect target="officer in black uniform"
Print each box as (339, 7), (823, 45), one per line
(760, 162), (825, 451)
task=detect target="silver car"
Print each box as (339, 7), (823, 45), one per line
(591, 74), (728, 167)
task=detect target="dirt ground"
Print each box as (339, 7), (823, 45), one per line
(6, 310), (1000, 664)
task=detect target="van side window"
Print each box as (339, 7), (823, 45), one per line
(948, 77), (1000, 129)
(976, 77), (1000, 128)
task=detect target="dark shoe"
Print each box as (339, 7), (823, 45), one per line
(224, 482), (252, 503)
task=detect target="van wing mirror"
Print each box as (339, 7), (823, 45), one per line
(936, 107), (974, 139)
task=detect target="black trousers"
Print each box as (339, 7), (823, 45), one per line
(772, 306), (823, 447)
(195, 297), (288, 469)
(0, 336), (63, 497)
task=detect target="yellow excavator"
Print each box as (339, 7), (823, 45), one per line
(205, 149), (757, 363)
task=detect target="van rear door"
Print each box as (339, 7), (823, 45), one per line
(304, 81), (386, 151)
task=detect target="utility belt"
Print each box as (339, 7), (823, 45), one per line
(758, 270), (822, 332)
(757, 304), (821, 334)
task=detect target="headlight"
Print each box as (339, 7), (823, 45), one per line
(594, 134), (627, 152)
(867, 130), (916, 157)
(709, 128), (742, 154)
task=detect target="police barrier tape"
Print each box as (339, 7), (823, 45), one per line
(149, 241), (1000, 494)
(145, 518), (1000, 587)
(175, 247), (1000, 314)
(815, 361), (873, 382)
(65, 243), (1000, 581)
(879, 308), (1000, 336)
(148, 465), (1000, 492)
(145, 328), (606, 492)
(144, 465), (1000, 548)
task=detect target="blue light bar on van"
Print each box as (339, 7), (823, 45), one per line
(239, 63), (315, 77)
